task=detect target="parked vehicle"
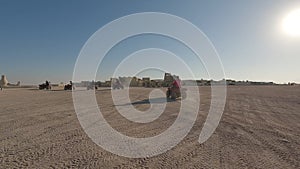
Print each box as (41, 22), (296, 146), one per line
(39, 81), (51, 90)
(64, 81), (74, 90)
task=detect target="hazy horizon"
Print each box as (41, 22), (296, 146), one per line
(5, 75), (290, 86)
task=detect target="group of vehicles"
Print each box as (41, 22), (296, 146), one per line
(38, 75), (185, 100)
(38, 81), (96, 91)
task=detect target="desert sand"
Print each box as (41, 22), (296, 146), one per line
(0, 86), (299, 168)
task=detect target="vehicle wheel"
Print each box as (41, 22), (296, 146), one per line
(171, 92), (177, 100)
(166, 89), (171, 98)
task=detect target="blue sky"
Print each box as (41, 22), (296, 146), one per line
(0, 0), (300, 84)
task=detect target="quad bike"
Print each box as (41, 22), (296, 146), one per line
(64, 84), (73, 90)
(166, 87), (187, 100)
(64, 81), (75, 90)
(39, 83), (51, 90)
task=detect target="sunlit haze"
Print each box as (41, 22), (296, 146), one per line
(282, 8), (300, 36)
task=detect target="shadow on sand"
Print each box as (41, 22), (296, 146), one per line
(115, 97), (176, 106)
(27, 88), (66, 92)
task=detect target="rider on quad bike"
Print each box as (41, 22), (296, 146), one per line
(166, 76), (183, 100)
(39, 80), (51, 90)
(64, 81), (74, 90)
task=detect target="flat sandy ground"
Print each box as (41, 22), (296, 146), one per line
(0, 86), (299, 168)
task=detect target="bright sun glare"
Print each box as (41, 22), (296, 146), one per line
(282, 9), (300, 36)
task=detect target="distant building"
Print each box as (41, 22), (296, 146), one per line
(182, 80), (197, 86)
(226, 79), (236, 85)
(150, 79), (163, 87)
(195, 79), (208, 86)
(130, 77), (139, 87)
(142, 77), (150, 87)
(104, 80), (111, 87)
(118, 77), (132, 87)
(0, 75), (8, 87)
(137, 79), (144, 87)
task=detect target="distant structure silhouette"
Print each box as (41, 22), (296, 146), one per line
(0, 75), (8, 86)
(0, 75), (8, 90)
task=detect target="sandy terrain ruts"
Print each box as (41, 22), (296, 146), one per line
(0, 86), (299, 168)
